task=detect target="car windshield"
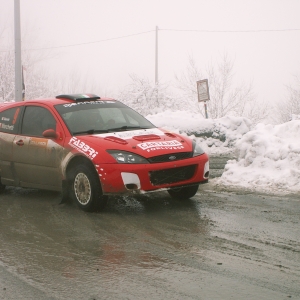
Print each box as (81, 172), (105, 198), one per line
(55, 100), (156, 135)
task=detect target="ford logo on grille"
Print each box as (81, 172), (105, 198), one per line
(169, 155), (176, 161)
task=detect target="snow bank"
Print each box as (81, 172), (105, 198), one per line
(147, 110), (300, 194)
(147, 110), (252, 155)
(218, 121), (300, 193)
(292, 114), (300, 120)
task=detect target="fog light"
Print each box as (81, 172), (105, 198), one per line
(125, 184), (138, 190)
(204, 161), (209, 179)
(121, 172), (141, 190)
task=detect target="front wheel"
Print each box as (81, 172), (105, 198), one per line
(168, 185), (199, 200)
(70, 164), (107, 212)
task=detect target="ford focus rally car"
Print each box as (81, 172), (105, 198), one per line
(0, 94), (209, 211)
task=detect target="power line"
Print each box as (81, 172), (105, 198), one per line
(0, 29), (155, 52)
(160, 28), (300, 33)
(1, 27), (299, 53)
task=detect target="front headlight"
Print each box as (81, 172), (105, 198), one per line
(107, 150), (149, 164)
(192, 140), (205, 157)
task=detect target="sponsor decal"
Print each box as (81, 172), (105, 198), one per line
(29, 138), (48, 147)
(0, 123), (14, 131)
(96, 128), (164, 140)
(63, 101), (115, 108)
(137, 140), (184, 152)
(1, 117), (10, 121)
(69, 136), (98, 159)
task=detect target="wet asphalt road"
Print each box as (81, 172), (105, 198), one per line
(0, 156), (299, 300)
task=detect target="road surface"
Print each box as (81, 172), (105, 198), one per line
(0, 156), (299, 299)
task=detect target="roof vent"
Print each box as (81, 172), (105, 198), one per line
(56, 94), (100, 102)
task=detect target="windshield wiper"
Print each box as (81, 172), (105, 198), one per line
(107, 126), (150, 132)
(73, 126), (152, 135)
(73, 129), (109, 135)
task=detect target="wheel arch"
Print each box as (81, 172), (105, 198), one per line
(66, 155), (108, 211)
(65, 155), (98, 181)
(61, 153), (103, 202)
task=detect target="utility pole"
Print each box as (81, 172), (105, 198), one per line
(14, 0), (22, 102)
(155, 26), (158, 85)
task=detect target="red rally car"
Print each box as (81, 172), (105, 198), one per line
(0, 94), (209, 211)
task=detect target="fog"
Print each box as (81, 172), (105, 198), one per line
(1, 0), (300, 103)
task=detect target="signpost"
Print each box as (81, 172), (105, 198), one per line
(197, 79), (210, 119)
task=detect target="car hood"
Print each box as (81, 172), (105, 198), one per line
(77, 128), (193, 158)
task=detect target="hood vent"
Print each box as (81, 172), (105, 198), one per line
(164, 132), (177, 138)
(132, 134), (161, 141)
(104, 136), (128, 144)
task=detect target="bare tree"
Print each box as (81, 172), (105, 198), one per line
(0, 47), (55, 102)
(0, 23), (62, 102)
(173, 56), (205, 115)
(175, 54), (268, 123)
(206, 54), (253, 118)
(0, 57), (49, 101)
(174, 56), (203, 103)
(275, 76), (300, 123)
(119, 74), (180, 115)
(0, 50), (15, 102)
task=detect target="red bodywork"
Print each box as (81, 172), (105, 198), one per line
(0, 98), (209, 195)
(72, 129), (209, 194)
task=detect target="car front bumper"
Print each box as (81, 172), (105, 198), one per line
(96, 153), (209, 194)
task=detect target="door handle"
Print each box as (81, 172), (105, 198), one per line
(16, 140), (24, 146)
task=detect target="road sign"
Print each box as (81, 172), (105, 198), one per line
(197, 79), (210, 102)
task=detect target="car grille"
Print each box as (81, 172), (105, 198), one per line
(149, 165), (196, 186)
(148, 152), (193, 163)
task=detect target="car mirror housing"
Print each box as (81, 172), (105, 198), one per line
(42, 129), (58, 139)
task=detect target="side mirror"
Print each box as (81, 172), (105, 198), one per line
(42, 129), (58, 139)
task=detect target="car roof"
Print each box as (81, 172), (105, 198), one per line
(0, 95), (116, 108)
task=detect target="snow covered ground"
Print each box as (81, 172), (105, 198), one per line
(147, 110), (300, 194)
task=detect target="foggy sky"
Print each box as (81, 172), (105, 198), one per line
(1, 0), (300, 104)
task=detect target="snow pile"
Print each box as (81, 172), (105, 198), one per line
(147, 110), (252, 155)
(291, 114), (300, 120)
(217, 121), (300, 193)
(147, 110), (300, 194)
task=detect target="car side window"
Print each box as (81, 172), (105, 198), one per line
(0, 106), (22, 134)
(21, 106), (56, 137)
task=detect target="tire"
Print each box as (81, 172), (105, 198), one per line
(168, 184), (199, 200)
(70, 164), (107, 212)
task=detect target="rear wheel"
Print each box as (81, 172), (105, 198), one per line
(70, 164), (107, 212)
(168, 185), (199, 200)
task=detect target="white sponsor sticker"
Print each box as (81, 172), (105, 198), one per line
(0, 123), (14, 131)
(69, 137), (98, 159)
(63, 100), (115, 108)
(137, 140), (184, 152)
(96, 128), (164, 140)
